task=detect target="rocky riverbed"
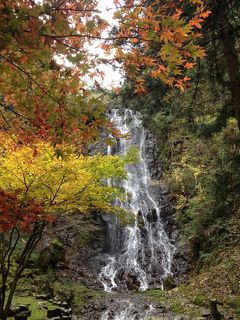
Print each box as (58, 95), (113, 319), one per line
(75, 292), (163, 320)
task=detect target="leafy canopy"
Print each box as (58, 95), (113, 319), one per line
(0, 0), (209, 146)
(0, 0), (111, 145)
(0, 134), (136, 231)
(111, 0), (210, 93)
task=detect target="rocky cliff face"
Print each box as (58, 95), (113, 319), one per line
(38, 211), (107, 288)
(137, 129), (190, 284)
(38, 114), (189, 292)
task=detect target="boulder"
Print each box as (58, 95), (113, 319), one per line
(18, 305), (29, 312)
(38, 241), (65, 271)
(35, 293), (51, 300)
(202, 309), (211, 317)
(209, 299), (222, 320)
(14, 311), (31, 320)
(15, 315), (28, 320)
(47, 308), (62, 318)
(162, 276), (177, 290)
(61, 301), (69, 308)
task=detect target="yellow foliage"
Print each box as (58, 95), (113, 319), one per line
(0, 138), (130, 214)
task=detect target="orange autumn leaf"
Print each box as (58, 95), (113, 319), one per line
(200, 10), (212, 18)
(185, 62), (195, 69)
(189, 17), (204, 29)
(160, 28), (174, 42)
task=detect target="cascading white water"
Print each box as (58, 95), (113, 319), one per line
(100, 301), (154, 320)
(99, 109), (175, 292)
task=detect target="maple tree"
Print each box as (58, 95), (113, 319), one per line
(0, 0), (209, 143)
(0, 0), (113, 146)
(0, 135), (136, 318)
(111, 0), (210, 93)
(0, 190), (50, 318)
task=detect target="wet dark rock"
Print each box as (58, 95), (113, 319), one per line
(209, 299), (222, 320)
(140, 227), (148, 238)
(35, 293), (51, 300)
(146, 209), (158, 222)
(14, 310), (31, 320)
(162, 276), (177, 290)
(62, 308), (72, 316)
(38, 211), (106, 288)
(61, 302), (69, 308)
(47, 308), (62, 318)
(18, 305), (29, 312)
(15, 314), (28, 320)
(10, 307), (21, 316)
(122, 272), (141, 291)
(202, 309), (211, 317)
(37, 241), (65, 272)
(78, 292), (170, 320)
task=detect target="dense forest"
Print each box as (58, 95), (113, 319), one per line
(118, 0), (240, 273)
(0, 0), (239, 319)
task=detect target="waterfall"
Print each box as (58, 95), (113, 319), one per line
(99, 109), (175, 292)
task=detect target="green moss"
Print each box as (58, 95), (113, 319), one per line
(162, 276), (176, 290)
(8, 282), (103, 319)
(52, 281), (103, 313)
(170, 301), (185, 314)
(225, 297), (240, 309)
(236, 308), (240, 317)
(145, 289), (167, 302)
(10, 296), (55, 320)
(225, 297), (240, 318)
(191, 293), (208, 307)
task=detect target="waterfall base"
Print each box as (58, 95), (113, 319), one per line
(73, 292), (173, 320)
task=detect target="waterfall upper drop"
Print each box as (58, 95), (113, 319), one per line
(99, 109), (175, 292)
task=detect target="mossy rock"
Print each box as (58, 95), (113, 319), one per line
(37, 240), (65, 271)
(52, 281), (102, 313)
(163, 276), (177, 291)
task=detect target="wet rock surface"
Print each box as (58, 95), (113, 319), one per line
(38, 211), (107, 288)
(143, 130), (191, 284)
(74, 291), (226, 320)
(74, 292), (171, 320)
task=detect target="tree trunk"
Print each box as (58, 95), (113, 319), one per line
(0, 222), (45, 318)
(217, 1), (240, 130)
